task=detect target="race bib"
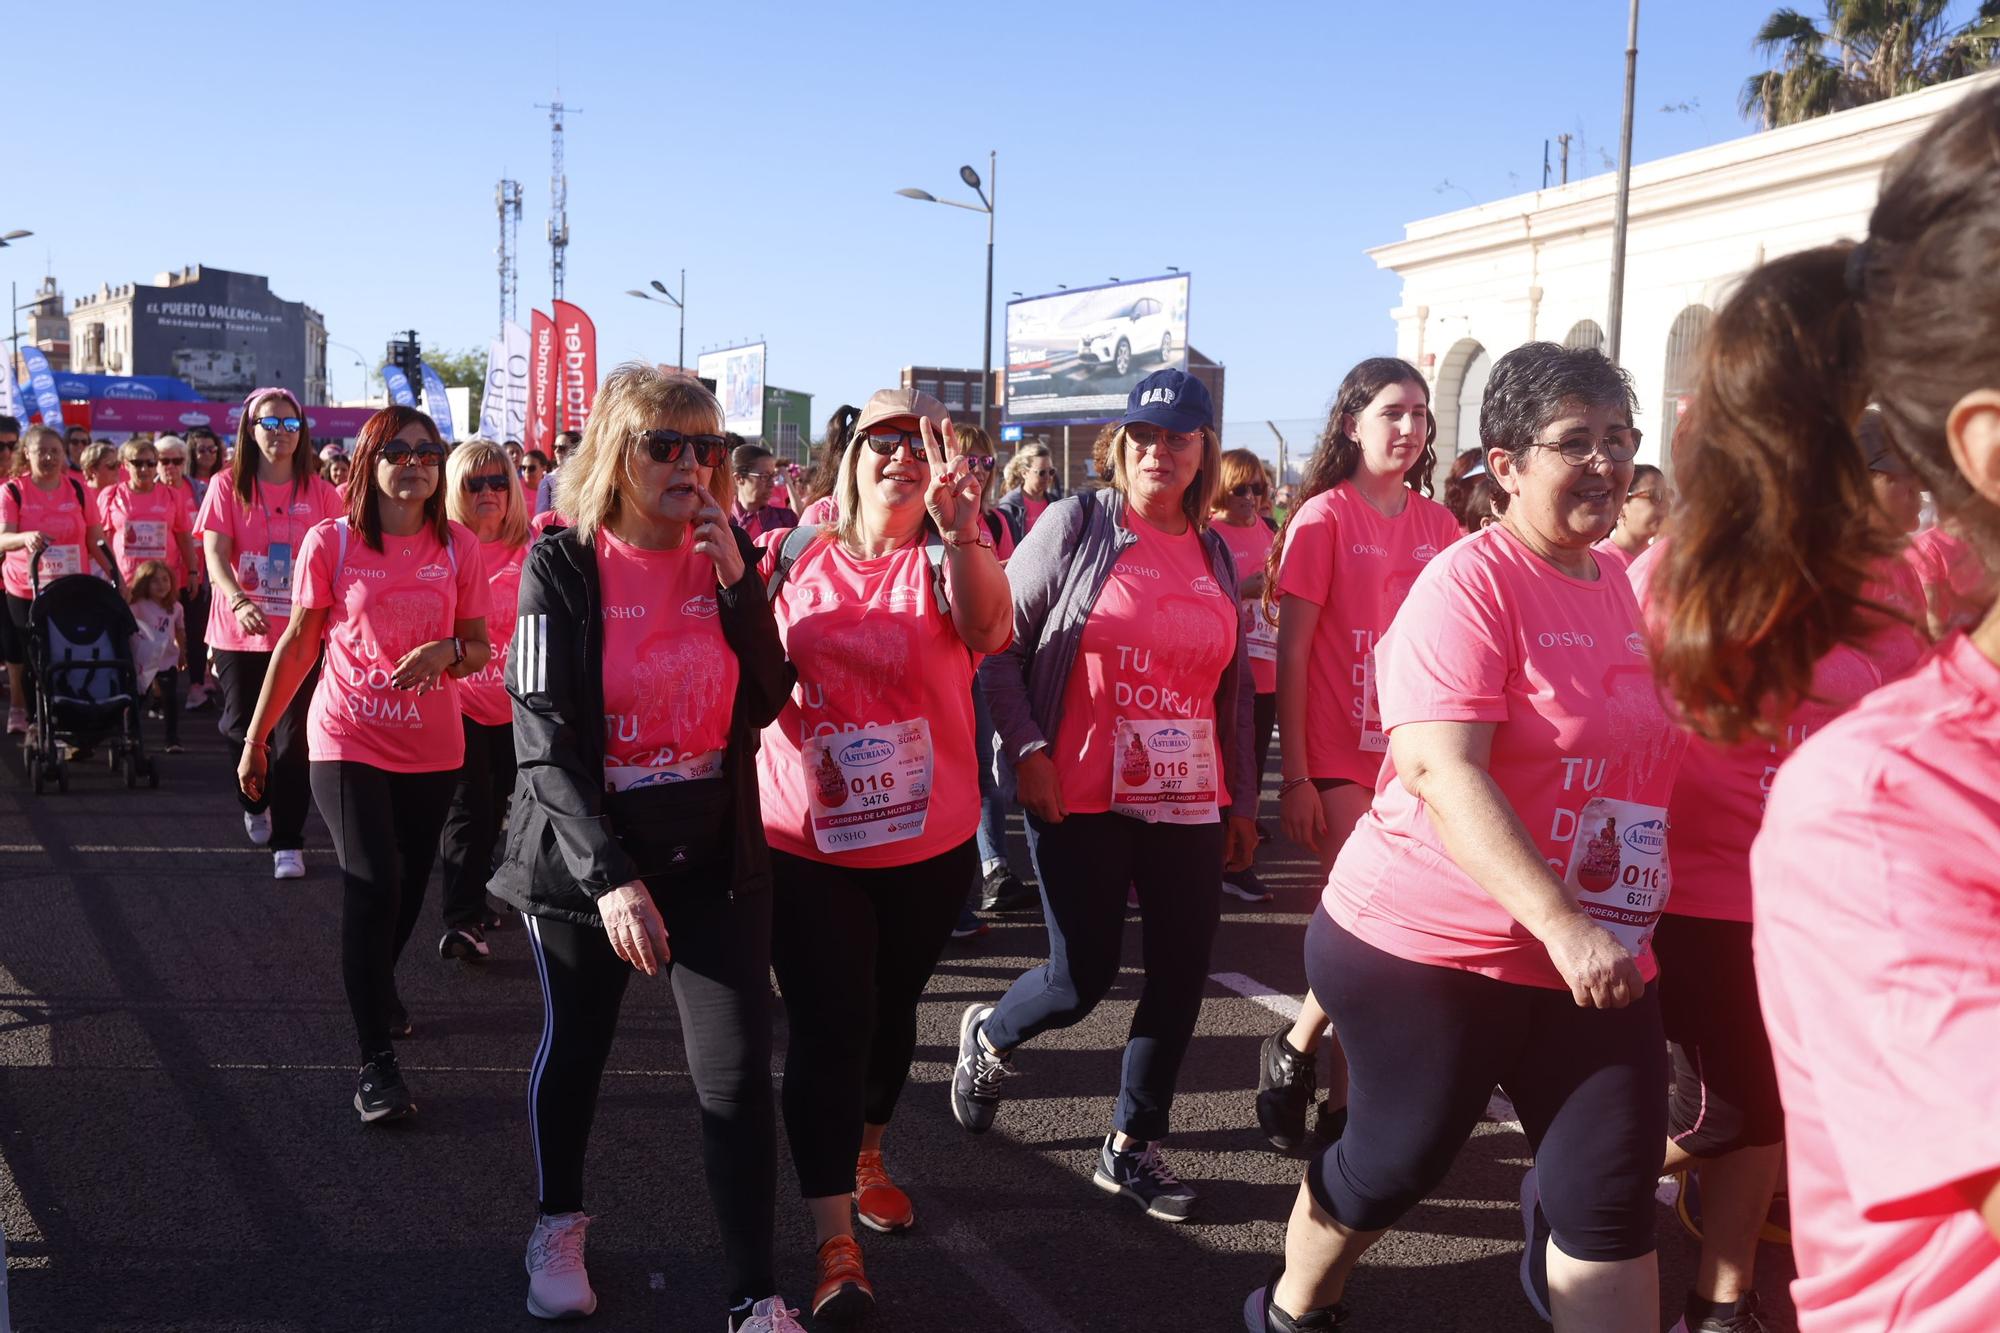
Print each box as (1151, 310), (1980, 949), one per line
(604, 749), (723, 794)
(1359, 650), (1387, 753)
(1111, 717), (1221, 825)
(1564, 796), (1671, 955)
(127, 519), (168, 555)
(238, 542), (295, 616)
(40, 544), (81, 578)
(1245, 600), (1278, 663)
(805, 719), (934, 854)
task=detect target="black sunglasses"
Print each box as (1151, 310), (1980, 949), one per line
(464, 473), (513, 493)
(636, 429), (727, 467)
(255, 415), (304, 433)
(1229, 482), (1268, 498)
(862, 426), (933, 456)
(380, 443), (446, 467)
(133, 458), (159, 470)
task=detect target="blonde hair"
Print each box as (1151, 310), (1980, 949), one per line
(1004, 442), (1051, 492)
(1212, 448), (1267, 511)
(118, 439), (156, 466)
(1107, 424), (1221, 529)
(446, 437), (530, 549)
(81, 442), (119, 473)
(126, 558), (174, 605)
(558, 362), (730, 544)
(955, 422), (1001, 509)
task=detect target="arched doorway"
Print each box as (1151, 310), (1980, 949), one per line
(1660, 305), (1714, 475)
(1432, 338), (1490, 486)
(1563, 319), (1606, 353)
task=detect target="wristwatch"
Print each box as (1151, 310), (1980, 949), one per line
(942, 527), (994, 550)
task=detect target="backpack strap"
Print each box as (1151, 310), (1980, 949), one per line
(3, 480), (17, 509)
(921, 532), (951, 619)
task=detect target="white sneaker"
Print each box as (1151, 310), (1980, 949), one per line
(736, 1295), (808, 1332)
(526, 1211), (598, 1319)
(244, 810), (273, 847)
(272, 850), (305, 880)
(5, 706), (26, 736)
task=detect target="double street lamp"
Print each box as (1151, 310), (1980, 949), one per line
(897, 153), (996, 433)
(627, 272), (686, 373)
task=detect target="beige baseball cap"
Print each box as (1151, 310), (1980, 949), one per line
(852, 387), (951, 439)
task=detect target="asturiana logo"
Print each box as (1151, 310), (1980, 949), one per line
(840, 736), (897, 768)
(1625, 632), (1647, 655)
(681, 594), (718, 618)
(1146, 727), (1194, 755)
(415, 563), (450, 581)
(1623, 819), (1667, 855)
(1412, 543), (1439, 562)
(1189, 576), (1222, 597)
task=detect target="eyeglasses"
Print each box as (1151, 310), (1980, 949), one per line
(1527, 427), (1642, 466)
(254, 416), (304, 434)
(1628, 489), (1672, 506)
(636, 429), (727, 467)
(133, 459), (159, 470)
(194, 441), (219, 454)
(158, 456), (186, 467)
(0, 440), (16, 452)
(1033, 468), (1056, 479)
(464, 473), (513, 493)
(1229, 482), (1268, 498)
(742, 470), (779, 484)
(379, 443), (446, 467)
(1126, 424), (1202, 453)
(862, 425), (932, 456)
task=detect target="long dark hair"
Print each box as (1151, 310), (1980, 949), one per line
(1264, 357), (1437, 614)
(803, 403), (858, 506)
(346, 406), (451, 553)
(1653, 82), (2000, 744)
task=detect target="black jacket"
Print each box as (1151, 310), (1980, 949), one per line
(487, 523), (794, 926)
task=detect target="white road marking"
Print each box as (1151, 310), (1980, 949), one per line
(0, 845), (331, 855)
(210, 1062), (693, 1078)
(934, 1219), (1083, 1333)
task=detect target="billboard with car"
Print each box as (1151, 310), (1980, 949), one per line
(1004, 274), (1189, 426)
(696, 342), (768, 439)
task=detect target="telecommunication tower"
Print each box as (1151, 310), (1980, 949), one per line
(534, 94), (580, 301)
(496, 179), (522, 334)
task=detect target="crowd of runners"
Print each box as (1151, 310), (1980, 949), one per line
(5, 83), (2000, 1333)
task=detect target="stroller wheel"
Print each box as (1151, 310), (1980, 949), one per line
(28, 751), (44, 795)
(122, 751), (139, 789)
(55, 763), (67, 794)
(146, 761), (159, 789)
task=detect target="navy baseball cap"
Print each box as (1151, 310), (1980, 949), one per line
(1118, 368), (1213, 433)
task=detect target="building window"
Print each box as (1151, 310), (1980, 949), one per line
(971, 380), (985, 410)
(941, 380), (966, 410)
(778, 422), (801, 452)
(917, 379), (940, 400)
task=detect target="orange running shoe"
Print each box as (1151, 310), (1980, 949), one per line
(853, 1149), (915, 1233)
(811, 1234), (875, 1322)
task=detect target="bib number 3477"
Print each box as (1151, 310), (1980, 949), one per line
(1112, 717), (1221, 825)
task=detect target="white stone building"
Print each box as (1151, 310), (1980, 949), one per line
(1369, 69), (2000, 478)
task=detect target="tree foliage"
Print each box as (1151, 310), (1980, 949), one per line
(1742, 1), (2000, 127)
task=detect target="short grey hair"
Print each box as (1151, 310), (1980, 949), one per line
(1480, 343), (1638, 459)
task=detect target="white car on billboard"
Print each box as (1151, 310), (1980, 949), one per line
(1075, 295), (1176, 377)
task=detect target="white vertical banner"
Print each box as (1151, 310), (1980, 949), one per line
(501, 320), (531, 445)
(478, 339), (507, 440)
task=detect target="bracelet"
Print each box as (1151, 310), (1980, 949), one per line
(231, 593), (253, 610)
(1279, 776), (1315, 797)
(941, 527), (994, 550)
(450, 636), (465, 666)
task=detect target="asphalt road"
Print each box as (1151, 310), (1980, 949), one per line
(0, 716), (1797, 1332)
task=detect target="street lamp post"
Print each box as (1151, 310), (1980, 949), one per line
(1607, 0), (1640, 363)
(326, 341), (375, 404)
(3, 231), (34, 387)
(627, 272), (686, 372)
(897, 151), (996, 434)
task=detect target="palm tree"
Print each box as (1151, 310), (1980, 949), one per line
(1741, 1), (2000, 128)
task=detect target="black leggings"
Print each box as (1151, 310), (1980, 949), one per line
(216, 648), (319, 851)
(181, 584), (211, 687)
(769, 839), (974, 1198)
(1655, 914), (1783, 1157)
(1253, 690), (1277, 787)
(2, 592), (27, 670)
(437, 716), (515, 929)
(523, 894), (776, 1308)
(309, 760), (457, 1056)
(1306, 909), (1665, 1262)
(982, 811), (1225, 1141)
(150, 667), (180, 747)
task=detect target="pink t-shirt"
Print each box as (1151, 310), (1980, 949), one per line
(98, 483), (193, 588)
(1214, 517), (1278, 694)
(1, 475), (91, 598)
(1632, 542), (1930, 923)
(1050, 513), (1239, 815)
(1906, 527), (1991, 635)
(757, 534), (982, 867)
(1275, 483), (1461, 782)
(1324, 525), (1687, 988)
(596, 529), (738, 789)
(1590, 537), (1637, 576)
(457, 540), (527, 728)
(1751, 633), (2000, 1332)
(798, 496), (839, 528)
(1024, 496), (1050, 533)
(294, 519), (491, 773)
(196, 476), (344, 653)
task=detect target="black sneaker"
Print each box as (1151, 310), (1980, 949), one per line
(978, 866), (1037, 912)
(1242, 1267), (1350, 1331)
(1257, 1027), (1317, 1152)
(438, 925), (490, 961)
(950, 906), (989, 939)
(1093, 1134), (1197, 1222)
(355, 1050), (415, 1122)
(950, 1003), (1015, 1133)
(1673, 1291), (1775, 1333)
(481, 907), (510, 932)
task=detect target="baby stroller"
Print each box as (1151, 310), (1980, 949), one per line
(23, 549), (156, 794)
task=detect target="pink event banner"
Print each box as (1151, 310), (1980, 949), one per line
(87, 398), (383, 438)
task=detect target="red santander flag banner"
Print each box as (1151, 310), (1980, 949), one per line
(552, 300), (598, 435)
(531, 309), (557, 452)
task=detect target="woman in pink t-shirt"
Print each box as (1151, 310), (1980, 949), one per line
(235, 406), (491, 1125)
(757, 386), (1010, 1322)
(198, 390), (344, 870)
(1590, 462), (1669, 576)
(959, 369), (1258, 1227)
(1252, 343), (1688, 1333)
(1906, 520), (1992, 636)
(433, 439), (531, 962)
(98, 439), (200, 593)
(1259, 358), (1459, 1153)
(1212, 447), (1279, 903)
(1650, 90), (2000, 1333)
(1, 424), (120, 734)
(792, 402), (858, 531)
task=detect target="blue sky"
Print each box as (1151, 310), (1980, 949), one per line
(11, 0), (1936, 434)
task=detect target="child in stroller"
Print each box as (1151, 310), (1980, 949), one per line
(22, 547), (157, 793)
